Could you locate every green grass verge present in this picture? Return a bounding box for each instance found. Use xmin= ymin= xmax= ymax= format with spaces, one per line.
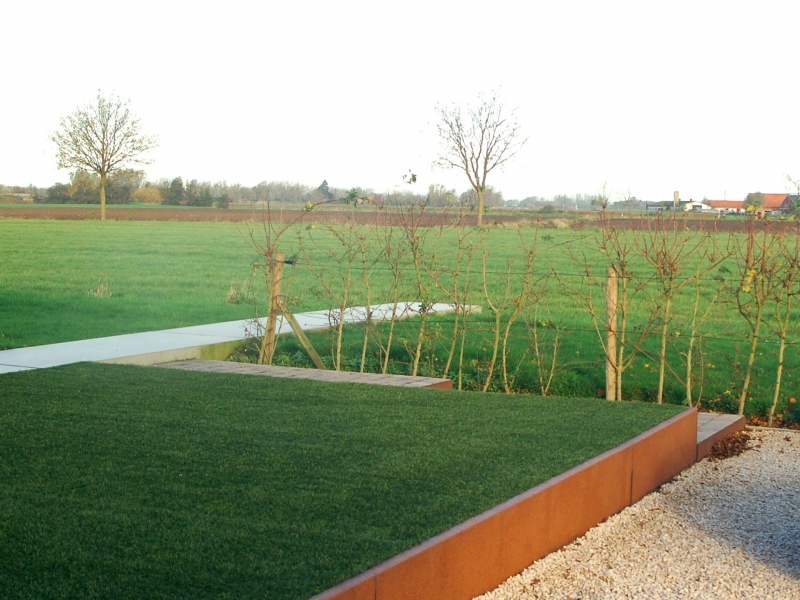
xmin=0 ymin=363 xmax=685 ymax=599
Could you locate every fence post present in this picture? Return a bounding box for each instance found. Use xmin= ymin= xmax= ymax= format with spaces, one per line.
xmin=605 ymin=266 xmax=618 ymax=401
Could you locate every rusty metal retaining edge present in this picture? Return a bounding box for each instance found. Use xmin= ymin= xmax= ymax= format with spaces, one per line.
xmin=309 ymin=407 xmax=697 ymax=600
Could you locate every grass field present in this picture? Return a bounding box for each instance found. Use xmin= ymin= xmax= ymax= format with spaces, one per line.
xmin=0 ymin=362 xmax=685 ymax=600
xmin=0 ymin=220 xmax=256 ymax=347
xmin=1 ymin=216 xmax=797 ymax=417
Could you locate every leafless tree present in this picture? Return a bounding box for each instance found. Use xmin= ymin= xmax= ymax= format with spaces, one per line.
xmin=731 ymin=216 xmax=781 ymax=415
xmin=766 ymin=229 xmax=800 ymax=425
xmin=634 ymin=213 xmax=728 ymax=403
xmin=785 ymin=173 xmax=800 ymax=195
xmin=434 ymin=93 xmax=526 ymax=226
xmin=51 ymin=93 xmax=157 ymax=220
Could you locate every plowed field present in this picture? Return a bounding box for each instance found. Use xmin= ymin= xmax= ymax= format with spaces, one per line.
xmin=1 ymin=205 xmax=797 ymax=233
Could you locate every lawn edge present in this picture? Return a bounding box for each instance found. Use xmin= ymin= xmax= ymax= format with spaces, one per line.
xmin=310 ymin=407 xmax=697 ymax=600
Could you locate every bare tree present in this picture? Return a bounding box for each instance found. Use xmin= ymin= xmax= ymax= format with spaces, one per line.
xmin=434 ymin=93 xmax=526 ymax=226
xmin=590 ymin=183 xmax=611 ymax=211
xmin=634 ymin=213 xmax=727 ymax=403
xmin=785 ymin=173 xmax=800 ymax=195
xmin=731 ymin=215 xmax=781 ymax=415
xmin=51 ymin=93 xmax=157 ymax=220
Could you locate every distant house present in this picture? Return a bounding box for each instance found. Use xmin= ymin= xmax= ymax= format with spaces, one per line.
xmin=708 ymin=194 xmax=796 ymax=215
xmin=645 ymin=201 xmax=675 ymax=212
xmin=680 ymin=200 xmax=712 ymax=212
xmin=708 ymin=199 xmax=745 ymax=213
xmin=761 ymin=193 xmax=797 ymax=214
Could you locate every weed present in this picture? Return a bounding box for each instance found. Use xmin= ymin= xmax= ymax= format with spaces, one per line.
xmin=88 ymin=280 xmax=112 ymax=297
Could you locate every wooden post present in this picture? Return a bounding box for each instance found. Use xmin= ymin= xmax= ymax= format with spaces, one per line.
xmin=277 ymin=299 xmax=327 ymax=370
xmin=262 ymin=251 xmax=284 ymax=365
xmin=605 ymin=266 xmax=618 ymax=401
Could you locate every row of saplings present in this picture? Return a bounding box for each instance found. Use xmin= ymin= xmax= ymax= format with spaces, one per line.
xmin=229 ymin=206 xmax=800 ymax=428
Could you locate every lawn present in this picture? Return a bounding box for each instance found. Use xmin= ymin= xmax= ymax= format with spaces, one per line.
xmin=0 ymin=362 xmax=685 ymax=600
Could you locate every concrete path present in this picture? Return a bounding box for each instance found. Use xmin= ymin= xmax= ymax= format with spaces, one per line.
xmin=696 ymin=411 xmax=747 ymax=460
xmin=159 ymin=359 xmax=453 ymax=389
xmin=0 ymin=302 xmax=475 ymax=374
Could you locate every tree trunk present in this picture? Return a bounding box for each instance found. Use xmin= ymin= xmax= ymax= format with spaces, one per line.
xmin=259 ymin=252 xmax=284 ymax=365
xmin=738 ymin=313 xmax=763 ymax=415
xmin=476 ymin=188 xmax=485 ymax=227
xmin=769 ymin=296 xmax=793 ymax=426
xmin=99 ymin=172 xmax=107 ymax=221
xmin=605 ymin=266 xmax=618 ymax=401
xmin=770 ymin=335 xmax=787 ymax=426
xmin=656 ymin=296 xmax=672 ymax=404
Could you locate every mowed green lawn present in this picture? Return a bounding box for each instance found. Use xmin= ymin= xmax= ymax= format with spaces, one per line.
xmin=0 ymin=363 xmax=685 ymax=600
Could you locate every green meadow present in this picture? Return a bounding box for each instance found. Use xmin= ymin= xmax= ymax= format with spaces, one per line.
xmin=0 ymin=219 xmax=256 ymax=347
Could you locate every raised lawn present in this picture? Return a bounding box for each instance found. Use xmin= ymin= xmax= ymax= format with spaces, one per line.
xmin=0 ymin=363 xmax=685 ymax=600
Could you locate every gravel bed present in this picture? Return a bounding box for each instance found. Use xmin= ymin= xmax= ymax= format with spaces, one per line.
xmin=475 ymin=430 xmax=800 ymax=600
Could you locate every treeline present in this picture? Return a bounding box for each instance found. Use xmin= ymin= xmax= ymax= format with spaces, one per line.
xmin=39 ymin=170 xmax=234 ymax=208
xmin=5 ymin=178 xmax=650 ymax=210
xmin=21 ymin=172 xmax=506 ymax=209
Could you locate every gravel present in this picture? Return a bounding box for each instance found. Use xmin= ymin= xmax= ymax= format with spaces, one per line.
xmin=475 ymin=430 xmax=800 ymax=600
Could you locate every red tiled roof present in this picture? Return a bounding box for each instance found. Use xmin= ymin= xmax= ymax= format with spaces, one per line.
xmin=762 ymin=194 xmax=788 ymax=209
xmin=708 ymin=200 xmax=744 ymax=208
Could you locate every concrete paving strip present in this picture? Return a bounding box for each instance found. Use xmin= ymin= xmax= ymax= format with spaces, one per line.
xmin=696 ymin=412 xmax=747 ymax=460
xmin=0 ymin=302 xmax=478 ymax=372
xmin=159 ymin=360 xmax=453 ymax=389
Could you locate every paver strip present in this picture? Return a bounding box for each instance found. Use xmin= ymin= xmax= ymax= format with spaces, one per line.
xmin=158 ymin=359 xmax=453 ymax=389
xmin=696 ymin=412 xmax=747 ymax=460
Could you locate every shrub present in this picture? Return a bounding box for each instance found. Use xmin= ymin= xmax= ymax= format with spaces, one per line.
xmin=132 ymin=187 xmax=163 ymax=204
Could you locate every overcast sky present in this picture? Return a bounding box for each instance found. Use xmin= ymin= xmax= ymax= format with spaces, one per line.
xmin=3 ymin=0 xmax=799 ymax=202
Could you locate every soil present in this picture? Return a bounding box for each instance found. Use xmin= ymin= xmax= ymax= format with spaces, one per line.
xmin=0 ymin=206 xmax=519 ymax=227
xmin=747 ymin=415 xmax=800 ymax=430
xmin=4 ymin=205 xmax=799 ymax=233
xmin=571 ymin=216 xmax=800 ymax=234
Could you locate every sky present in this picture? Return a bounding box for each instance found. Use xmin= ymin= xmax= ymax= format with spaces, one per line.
xmin=3 ymin=0 xmax=800 ymax=202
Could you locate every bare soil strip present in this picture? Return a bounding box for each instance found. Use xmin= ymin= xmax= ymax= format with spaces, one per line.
xmin=3 ymin=206 xmax=798 ymax=233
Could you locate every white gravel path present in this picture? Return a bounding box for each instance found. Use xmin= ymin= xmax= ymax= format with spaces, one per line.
xmin=475 ymin=430 xmax=800 ymax=600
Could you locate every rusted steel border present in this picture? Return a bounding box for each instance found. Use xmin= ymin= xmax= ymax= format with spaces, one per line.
xmin=310 ymin=408 xmax=697 ymax=600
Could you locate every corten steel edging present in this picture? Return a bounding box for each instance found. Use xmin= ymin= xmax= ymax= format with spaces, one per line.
xmin=309 ymin=407 xmax=697 ymax=600
xmin=630 ymin=407 xmax=697 ymax=502
xmin=696 ymin=415 xmax=747 ymax=461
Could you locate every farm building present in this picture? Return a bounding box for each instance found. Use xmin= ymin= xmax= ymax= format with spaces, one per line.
xmin=708 ymin=194 xmax=797 ymax=215
xmin=708 ymin=199 xmax=745 ymax=213
xmin=681 ymin=200 xmax=713 ymax=212
xmin=761 ymin=193 xmax=796 ymax=214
